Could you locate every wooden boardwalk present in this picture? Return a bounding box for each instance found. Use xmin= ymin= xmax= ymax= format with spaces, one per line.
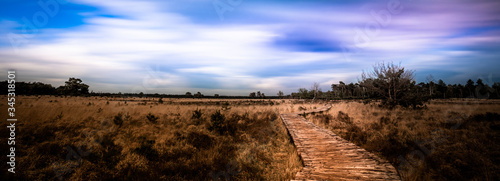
xmin=281 ymin=105 xmax=401 ymax=180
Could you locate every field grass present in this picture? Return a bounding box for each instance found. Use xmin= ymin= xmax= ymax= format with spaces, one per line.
xmin=0 ymin=96 xmax=328 ymax=180
xmin=2 ymin=96 xmax=498 ymax=180
xmin=307 ymin=99 xmax=500 ymax=181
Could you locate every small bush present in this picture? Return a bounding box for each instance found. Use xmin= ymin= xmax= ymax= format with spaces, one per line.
xmin=209 ymin=110 xmax=225 ymax=134
xmin=336 ymin=111 xmax=352 ymax=124
xmin=55 ymin=112 xmax=63 ymax=120
xmin=208 ymin=110 xmax=238 ymax=135
xmin=133 ymin=139 xmax=158 ymax=160
xmin=192 ymin=109 xmax=203 ymax=119
xmin=113 ymin=113 xmax=123 ymax=127
xmin=345 ymin=124 xmax=367 ymax=145
xmin=185 ymin=131 xmax=213 ymax=149
xmin=146 ymin=113 xmax=159 ymax=123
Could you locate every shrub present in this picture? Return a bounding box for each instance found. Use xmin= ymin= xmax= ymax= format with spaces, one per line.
xmin=336 ymin=111 xmax=352 ymax=124
xmin=185 ymin=131 xmax=213 ymax=149
xmin=146 ymin=113 xmax=159 ymax=123
xmin=192 ymin=109 xmax=203 ymax=119
xmin=132 ymin=138 xmax=158 ymax=160
xmin=209 ymin=110 xmax=238 ymax=135
xmin=55 ymin=112 xmax=63 ymax=120
xmin=345 ymin=124 xmax=367 ymax=145
xmin=209 ymin=110 xmax=225 ymax=134
xmin=113 ymin=113 xmax=123 ymax=127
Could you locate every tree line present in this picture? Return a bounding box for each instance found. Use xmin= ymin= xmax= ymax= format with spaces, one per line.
xmin=0 ymin=77 xmax=89 ymax=96
xmin=3 ymin=63 xmax=499 ymax=107
xmin=289 ymin=62 xmax=500 ymax=108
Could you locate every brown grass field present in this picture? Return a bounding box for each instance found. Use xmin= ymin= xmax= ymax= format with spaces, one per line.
xmin=1 ymin=96 xmax=499 ymax=180
xmin=0 ymin=96 xmax=326 ymax=180
xmin=307 ymin=99 xmax=500 ymax=180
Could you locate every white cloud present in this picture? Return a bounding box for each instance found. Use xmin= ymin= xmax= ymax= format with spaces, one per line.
xmin=1 ymin=0 xmax=499 ymax=94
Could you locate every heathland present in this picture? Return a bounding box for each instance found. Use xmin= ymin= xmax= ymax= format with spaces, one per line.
xmin=0 ymin=96 xmax=322 ymax=180
xmin=307 ymin=99 xmax=500 ymax=180
xmin=1 ymin=96 xmax=499 ymax=180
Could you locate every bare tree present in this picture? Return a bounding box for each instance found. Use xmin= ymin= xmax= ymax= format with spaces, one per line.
xmin=360 ymin=62 xmax=416 ymax=105
xmin=311 ymin=82 xmax=321 ymax=101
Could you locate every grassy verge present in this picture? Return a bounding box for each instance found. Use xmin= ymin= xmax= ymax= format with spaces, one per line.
xmin=0 ymin=96 xmax=320 ymax=180
xmin=307 ymin=100 xmax=500 ymax=180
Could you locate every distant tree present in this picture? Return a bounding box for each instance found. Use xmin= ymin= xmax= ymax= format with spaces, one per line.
xmin=262 ymin=93 xmax=265 ymax=98
xmin=331 ymin=84 xmax=339 ymax=98
xmin=360 ymin=62 xmax=426 ymax=108
xmin=58 ymin=77 xmax=89 ymax=96
xmin=139 ymin=92 xmax=144 ymax=98
xmin=257 ymin=91 xmax=261 ymax=98
xmin=277 ymin=90 xmax=284 ymax=99
xmin=456 ymin=84 xmax=464 ymax=98
xmin=446 ymin=85 xmax=454 ymax=99
xmin=426 ymin=75 xmax=435 ymax=96
xmin=339 ymin=81 xmax=346 ymax=98
xmin=249 ymin=92 xmax=256 ymax=98
xmin=185 ymin=92 xmax=193 ymax=98
xmin=311 ymin=82 xmax=321 ymax=100
xmin=436 ymin=79 xmax=447 ymax=98
xmin=476 ymin=79 xmax=492 ymax=98
xmin=298 ymin=88 xmax=308 ymax=99
xmin=493 ymin=82 xmax=500 ymax=92
xmin=214 ymin=94 xmax=220 ymax=98
xmin=465 ymin=79 xmax=475 ymax=98
xmin=492 ymin=82 xmax=500 ymax=98
xmin=194 ymin=92 xmax=203 ymax=98
xmin=347 ymin=83 xmax=355 ymax=97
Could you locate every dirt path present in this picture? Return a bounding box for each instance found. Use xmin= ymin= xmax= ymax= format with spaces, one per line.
xmin=281 ymin=105 xmax=401 ymax=180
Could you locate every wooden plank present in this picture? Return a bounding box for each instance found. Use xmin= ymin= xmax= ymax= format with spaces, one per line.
xmin=281 ymin=105 xmax=401 ymax=180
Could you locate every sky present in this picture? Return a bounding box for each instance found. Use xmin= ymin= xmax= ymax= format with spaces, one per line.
xmin=1 ymin=0 xmax=500 ymax=96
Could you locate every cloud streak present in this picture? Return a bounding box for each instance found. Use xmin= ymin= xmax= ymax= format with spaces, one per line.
xmin=1 ymin=0 xmax=500 ymax=95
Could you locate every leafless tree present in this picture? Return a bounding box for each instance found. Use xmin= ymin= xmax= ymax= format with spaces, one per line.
xmin=311 ymin=82 xmax=321 ymax=101
xmin=360 ymin=62 xmax=415 ymax=102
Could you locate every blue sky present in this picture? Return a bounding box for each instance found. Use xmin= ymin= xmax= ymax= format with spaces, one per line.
xmin=1 ymin=0 xmax=500 ymax=95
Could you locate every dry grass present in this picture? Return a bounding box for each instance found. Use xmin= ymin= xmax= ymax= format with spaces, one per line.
xmin=308 ymin=99 xmax=500 ymax=181
xmin=0 ymin=96 xmax=326 ymax=180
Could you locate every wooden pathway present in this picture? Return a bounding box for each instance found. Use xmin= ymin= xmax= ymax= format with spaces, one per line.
xmin=281 ymin=105 xmax=401 ymax=180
